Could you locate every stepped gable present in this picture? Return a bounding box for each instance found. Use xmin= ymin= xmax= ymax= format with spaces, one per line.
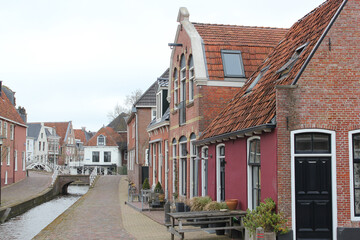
xmin=200 ymin=0 xmax=343 ymax=141
xmin=193 ymin=23 xmax=288 ymax=80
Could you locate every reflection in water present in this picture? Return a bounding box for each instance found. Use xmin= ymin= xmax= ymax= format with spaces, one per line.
xmin=0 ymin=185 xmax=88 ymax=240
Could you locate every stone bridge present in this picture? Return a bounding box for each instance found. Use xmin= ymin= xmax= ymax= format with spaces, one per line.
xmin=54 ymin=175 xmax=90 ymax=194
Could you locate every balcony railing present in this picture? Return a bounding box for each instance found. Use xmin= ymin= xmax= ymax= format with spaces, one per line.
xmin=179 ymin=101 xmax=186 ymax=125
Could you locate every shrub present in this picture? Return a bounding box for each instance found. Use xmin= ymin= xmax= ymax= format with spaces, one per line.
xmin=142 ymin=178 xmax=150 ymax=190
xmin=203 ymin=201 xmax=229 ymax=211
xmin=154 ymin=181 xmax=163 ymax=193
xmin=190 ymin=196 xmax=212 ymax=211
xmin=243 ymin=198 xmax=288 ymax=236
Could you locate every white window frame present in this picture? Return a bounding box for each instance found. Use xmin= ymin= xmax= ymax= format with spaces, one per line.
xmin=97 ymin=135 xmax=106 ymax=146
xmin=10 ymin=124 xmax=14 ymax=140
xmin=5 ymin=171 xmax=8 ymax=185
xmin=179 ymin=139 xmax=187 ymax=197
xmin=151 ymin=107 xmax=157 ymax=120
xmin=164 ymin=140 xmax=169 ymax=199
xmin=291 ymin=129 xmax=337 ymax=240
xmin=216 ymin=144 xmax=225 ymax=202
xmin=153 ymin=143 xmax=156 ymax=187
xmin=158 ymin=142 xmax=162 ymax=184
xmin=7 ymin=147 xmax=10 ymax=165
xmin=22 ymin=151 xmax=26 ymax=171
xmin=189 ymin=56 xmax=194 ymax=102
xmin=247 ymin=136 xmax=261 ymax=210
xmin=145 ymin=149 xmax=149 ymax=166
xmin=14 ymin=150 xmax=18 ymax=171
xmin=156 ymin=91 xmax=162 ymax=120
xmin=172 ymin=142 xmax=177 ymax=196
xmin=349 ymin=130 xmax=360 ymax=221
xmin=3 ymin=122 xmax=7 ymax=138
xmin=174 ymin=69 xmax=178 ymax=108
xmin=190 ymin=137 xmax=197 ymax=198
xmin=201 ymin=146 xmax=208 ymax=197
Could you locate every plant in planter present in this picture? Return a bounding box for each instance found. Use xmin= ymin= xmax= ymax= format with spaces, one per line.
xmin=190 ymin=196 xmax=212 ymax=211
xmin=154 ymin=182 xmax=165 ymax=203
xmin=243 ymin=198 xmax=288 ymax=240
xmin=204 ymin=201 xmax=229 ymax=235
xmin=142 ymin=178 xmax=150 ymax=190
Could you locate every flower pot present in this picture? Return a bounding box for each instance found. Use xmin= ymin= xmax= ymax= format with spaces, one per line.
xmin=225 ymin=199 xmax=238 ymax=210
xmin=175 ymin=202 xmax=185 ymax=212
xmin=264 ymin=231 xmax=276 ymax=240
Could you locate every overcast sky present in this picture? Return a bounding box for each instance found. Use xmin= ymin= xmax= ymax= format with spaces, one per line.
xmin=0 ymin=0 xmax=325 ymax=132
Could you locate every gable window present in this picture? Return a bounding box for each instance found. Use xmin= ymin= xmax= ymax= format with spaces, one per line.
xmin=173 ymin=68 xmax=179 ymax=108
xmin=216 ymin=144 xmax=226 ymax=202
xmin=189 ymin=55 xmax=195 ymax=102
xmin=246 ymin=66 xmax=269 ymax=94
xmin=221 ymin=50 xmax=245 ymax=78
xmin=104 ymin=151 xmax=111 ymax=162
xmin=248 ymin=137 xmax=260 ymax=209
xmin=179 ymin=136 xmax=187 ymax=196
xmin=97 ymin=135 xmax=106 ymax=146
xmin=92 ymin=151 xmax=99 ymax=162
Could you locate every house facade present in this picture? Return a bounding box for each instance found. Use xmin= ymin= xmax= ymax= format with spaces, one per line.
xmin=127 ymin=83 xmax=157 ymax=189
xmin=44 ymin=121 xmax=76 ymax=167
xmin=84 ymin=126 xmax=122 ymax=174
xmin=26 ymin=123 xmax=49 ymax=166
xmin=197 ymin=0 xmax=360 ymax=239
xmin=166 ymin=7 xmax=287 ymax=200
xmin=107 ymin=112 xmax=128 ymax=167
xmin=147 ymin=69 xmax=170 ymax=194
xmin=0 ymin=83 xmax=27 ymax=186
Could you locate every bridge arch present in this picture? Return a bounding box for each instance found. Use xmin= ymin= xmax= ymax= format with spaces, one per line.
xmin=57 ymin=175 xmax=90 ymax=194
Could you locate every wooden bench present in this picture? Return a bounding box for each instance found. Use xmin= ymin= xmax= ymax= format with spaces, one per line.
xmin=167 ymin=210 xmax=246 ymax=240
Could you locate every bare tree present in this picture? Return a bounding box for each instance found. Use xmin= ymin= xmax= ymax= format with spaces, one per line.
xmin=107 ymin=89 xmax=143 ymax=121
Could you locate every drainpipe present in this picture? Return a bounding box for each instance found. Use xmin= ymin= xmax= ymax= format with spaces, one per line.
xmin=13 ymin=125 xmax=16 ymax=183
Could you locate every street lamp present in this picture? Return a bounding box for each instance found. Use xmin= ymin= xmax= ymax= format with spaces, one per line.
xmin=0 ymin=136 xmax=4 ymax=206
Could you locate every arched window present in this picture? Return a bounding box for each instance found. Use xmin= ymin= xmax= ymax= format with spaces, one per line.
xmin=179 ymin=136 xmax=187 ymax=196
xmin=180 ymin=54 xmax=186 ymax=103
xmin=189 ymin=55 xmax=194 ymax=101
xmin=190 ymin=133 xmax=198 ymax=197
xmin=97 ymin=135 xmax=106 ymax=146
xmin=216 ymin=144 xmax=226 ymax=202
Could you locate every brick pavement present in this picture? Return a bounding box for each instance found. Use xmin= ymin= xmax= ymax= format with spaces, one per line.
xmin=34 ymin=175 xmax=135 ymax=240
xmin=1 ymin=170 xmax=52 ymax=207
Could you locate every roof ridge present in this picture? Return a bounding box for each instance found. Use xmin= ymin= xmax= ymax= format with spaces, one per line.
xmin=133 ymin=81 xmax=157 ymax=106
xmin=192 ymin=22 xmax=288 ymax=30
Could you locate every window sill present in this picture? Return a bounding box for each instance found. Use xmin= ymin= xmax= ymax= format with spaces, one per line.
xmin=186 ymin=101 xmax=194 ymax=108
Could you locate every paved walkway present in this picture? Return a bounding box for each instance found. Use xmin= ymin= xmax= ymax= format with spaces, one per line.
xmin=1 ymin=171 xmax=52 ymax=207
xmin=34 ymin=175 xmax=135 ymax=239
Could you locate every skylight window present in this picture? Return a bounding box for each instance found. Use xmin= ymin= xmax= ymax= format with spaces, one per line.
xmin=221 ymin=50 xmax=245 ymax=78
xmin=276 ymin=43 xmax=308 ymax=78
xmin=246 ymin=66 xmax=269 ymax=93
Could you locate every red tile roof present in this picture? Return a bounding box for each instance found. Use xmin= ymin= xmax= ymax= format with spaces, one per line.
xmin=193 ymin=23 xmax=288 ymax=80
xmin=86 ymin=127 xmax=123 ymax=147
xmin=44 ymin=122 xmax=70 ymax=145
xmin=74 ymin=129 xmax=87 ymax=144
xmin=199 ymin=0 xmax=343 ymax=141
xmin=0 ymin=90 xmax=25 ymax=125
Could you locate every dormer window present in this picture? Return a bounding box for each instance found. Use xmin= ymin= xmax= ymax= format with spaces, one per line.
xmin=277 ymin=43 xmax=308 ymax=78
xmin=189 ymin=55 xmax=194 ymax=102
xmin=246 ymin=66 xmax=269 ymax=94
xmin=97 ymin=135 xmax=106 ymax=146
xmin=221 ymin=50 xmax=245 ymax=78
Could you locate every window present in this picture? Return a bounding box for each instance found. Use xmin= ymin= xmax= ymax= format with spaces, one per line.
xmin=164 ymin=140 xmax=169 ymax=199
xmin=179 ymin=136 xmax=187 ymax=196
xmin=92 ymin=151 xmax=99 ymax=162
xmin=14 ymin=150 xmax=17 ymax=171
xmin=27 ymin=140 xmax=29 ymax=150
xmin=10 ymin=124 xmax=14 ymax=140
xmin=221 ymin=50 xmax=245 ymax=77
xmin=180 ymin=54 xmax=186 ymax=103
xmin=189 ymin=56 xmax=194 ymax=102
xmin=152 ymin=108 xmax=157 ymax=120
xmin=153 ymin=143 xmax=156 ymax=186
xmin=173 ymin=68 xmax=178 ymax=108
xmin=277 ymin=43 xmax=308 ymax=78
xmin=156 ymin=91 xmax=162 ymax=119
xmin=216 ymin=144 xmax=226 ymax=202
xmin=158 ymin=142 xmax=162 ymax=184
xmin=350 ymin=132 xmax=360 ymax=219
xmin=132 ymin=124 xmax=135 ymax=139
xmin=172 ymin=139 xmax=177 ymax=196
xmin=4 ymin=122 xmax=7 ymax=138
xmin=145 ymin=149 xmax=149 ymax=166
xmin=201 ymin=146 xmax=208 ymax=196
xmin=104 ymin=152 xmax=111 ymax=162
xmin=7 ymin=147 xmax=10 ymax=165
xmin=43 ymin=142 xmax=45 ymax=151
xmin=190 ymin=133 xmax=198 ymax=198
xmin=246 ymin=66 xmax=269 ymax=94
xmin=39 ymin=142 xmax=41 ymax=151
xmin=97 ymin=135 xmax=105 ymax=146
xmin=22 ymin=151 xmax=25 ymax=171
xmin=5 ymin=171 xmax=7 ymax=185
xmin=41 ymin=133 xmax=43 ymax=139
xmin=295 ymin=133 xmax=330 ymax=153
xmin=248 ymin=138 xmax=261 ymax=209
xmin=0 ymin=120 xmax=2 ymax=136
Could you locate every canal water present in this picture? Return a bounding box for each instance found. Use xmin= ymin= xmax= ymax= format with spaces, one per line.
xmin=0 ymin=185 xmax=88 ymax=240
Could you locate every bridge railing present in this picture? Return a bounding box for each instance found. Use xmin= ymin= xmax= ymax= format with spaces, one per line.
xmin=89 ymin=167 xmax=98 ymax=187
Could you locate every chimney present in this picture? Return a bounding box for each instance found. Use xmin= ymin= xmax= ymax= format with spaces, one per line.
xmin=17 ymin=106 xmax=27 ymax=123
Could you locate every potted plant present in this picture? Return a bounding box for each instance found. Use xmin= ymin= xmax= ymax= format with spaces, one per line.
xmin=243 ymin=198 xmax=288 ymax=240
xmin=225 ymin=199 xmax=239 ymax=210
xmin=154 ymin=182 xmax=165 ymax=204
xmin=142 ymin=178 xmax=150 ymax=190
xmin=204 ymin=201 xmax=229 ymax=235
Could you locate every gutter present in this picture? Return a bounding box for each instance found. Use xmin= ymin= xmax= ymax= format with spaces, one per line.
xmin=292 ymin=0 xmax=348 ymax=85
xmin=195 ymin=123 xmax=276 ymax=146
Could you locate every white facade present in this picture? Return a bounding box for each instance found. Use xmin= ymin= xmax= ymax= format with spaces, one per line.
xmin=26 ymin=137 xmax=34 ymax=164
xmin=33 ymin=124 xmax=48 ymax=164
xmin=84 ymin=145 xmax=120 ymax=167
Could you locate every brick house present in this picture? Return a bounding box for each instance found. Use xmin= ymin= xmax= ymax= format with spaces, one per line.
xmin=147 ymin=69 xmax=170 ymax=194
xmin=197 ymin=0 xmax=360 ymax=239
xmin=167 ymin=7 xmax=287 ymax=200
xmin=127 ymin=82 xmax=157 ymax=189
xmin=0 ymin=83 xmax=27 ymax=186
xmin=44 ymin=121 xmax=76 ymax=167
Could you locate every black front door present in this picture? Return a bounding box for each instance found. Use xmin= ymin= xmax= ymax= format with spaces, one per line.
xmin=295 ymin=157 xmax=332 ymax=240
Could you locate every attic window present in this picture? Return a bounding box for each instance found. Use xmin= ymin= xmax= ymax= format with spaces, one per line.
xmin=276 ymin=43 xmax=308 ymax=78
xmin=246 ymin=66 xmax=269 ymax=94
xmin=221 ymin=50 xmax=245 ymax=78
xmin=97 ymin=135 xmax=106 ymax=146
